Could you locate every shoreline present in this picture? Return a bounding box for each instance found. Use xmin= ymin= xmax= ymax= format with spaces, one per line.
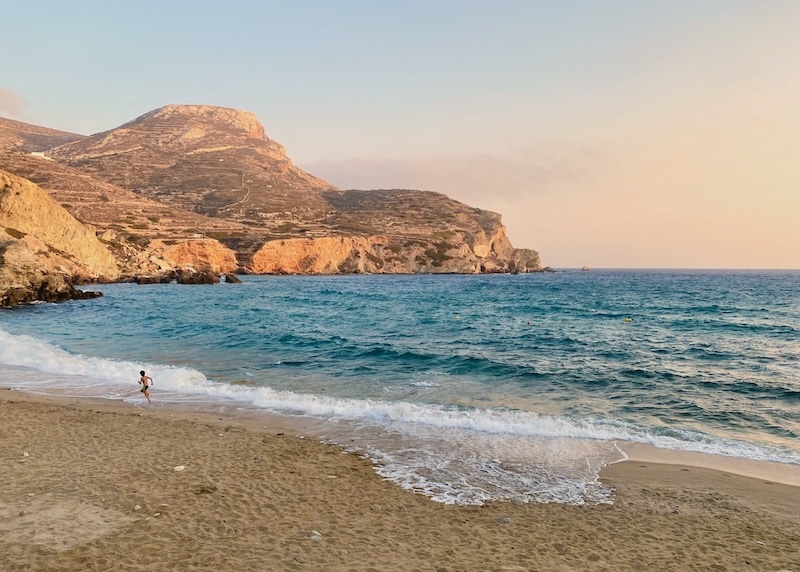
xmin=6 ymin=384 xmax=800 ymax=488
xmin=614 ymin=441 xmax=800 ymax=488
xmin=2 ymin=388 xmax=799 ymax=571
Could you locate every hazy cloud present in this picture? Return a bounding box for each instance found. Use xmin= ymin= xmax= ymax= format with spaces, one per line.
xmin=305 ymin=145 xmax=611 ymax=205
xmin=0 ymin=87 xmax=26 ymax=118
xmin=303 ymin=147 xmax=618 ymax=262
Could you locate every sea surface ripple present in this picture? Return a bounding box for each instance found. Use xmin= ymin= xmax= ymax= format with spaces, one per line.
xmin=1 ymin=269 xmax=798 ymax=504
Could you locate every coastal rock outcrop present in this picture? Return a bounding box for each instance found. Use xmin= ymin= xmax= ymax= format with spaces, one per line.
xmin=176 ymin=269 xmax=220 ymax=284
xmin=0 ymin=170 xmax=119 ymax=280
xmin=247 ymin=234 xmax=539 ymax=274
xmin=148 ymin=238 xmax=239 ymax=274
xmin=509 ymin=249 xmax=541 ymax=273
xmin=0 ymin=170 xmax=115 ymax=306
xmin=0 ymin=228 xmax=102 ymax=307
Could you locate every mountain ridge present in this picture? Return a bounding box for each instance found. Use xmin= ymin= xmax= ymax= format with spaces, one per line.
xmin=0 ymin=105 xmax=541 ymax=281
xmin=0 ymin=117 xmax=84 ymax=153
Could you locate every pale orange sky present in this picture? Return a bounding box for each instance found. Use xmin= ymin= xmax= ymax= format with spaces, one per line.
xmin=306 ymin=2 xmax=800 ymax=268
xmin=2 ymin=1 xmax=799 ymax=268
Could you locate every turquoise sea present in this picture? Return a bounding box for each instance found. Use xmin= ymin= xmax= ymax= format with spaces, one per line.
xmin=1 ymin=270 xmax=798 ymax=505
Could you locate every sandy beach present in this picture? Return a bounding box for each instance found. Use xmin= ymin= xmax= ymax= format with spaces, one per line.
xmin=1 ymin=388 xmax=798 ymax=572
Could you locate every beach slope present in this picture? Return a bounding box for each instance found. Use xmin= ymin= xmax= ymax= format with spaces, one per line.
xmin=1 ymin=390 xmax=798 ymax=571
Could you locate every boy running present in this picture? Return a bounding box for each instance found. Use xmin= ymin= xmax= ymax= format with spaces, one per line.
xmin=139 ymin=370 xmax=153 ymax=404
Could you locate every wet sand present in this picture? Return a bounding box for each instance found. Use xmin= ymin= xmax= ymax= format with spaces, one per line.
xmin=1 ymin=388 xmax=798 ymax=571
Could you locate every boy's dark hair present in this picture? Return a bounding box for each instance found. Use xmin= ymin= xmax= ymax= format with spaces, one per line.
xmin=140 ymin=370 xmax=145 ymax=376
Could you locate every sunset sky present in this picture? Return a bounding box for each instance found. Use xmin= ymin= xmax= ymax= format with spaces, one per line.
xmin=2 ymin=0 xmax=798 ymax=268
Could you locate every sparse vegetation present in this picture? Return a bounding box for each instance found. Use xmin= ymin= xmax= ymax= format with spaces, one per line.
xmin=365 ymin=251 xmax=383 ymax=268
xmin=336 ymin=221 xmax=376 ymax=235
xmin=126 ymin=234 xmax=150 ymax=247
xmin=206 ymin=231 xmax=242 ymax=241
xmin=424 ymin=242 xmax=455 ymax=267
xmin=4 ymin=227 xmax=27 ymax=239
xmin=276 ymin=222 xmax=298 ymax=232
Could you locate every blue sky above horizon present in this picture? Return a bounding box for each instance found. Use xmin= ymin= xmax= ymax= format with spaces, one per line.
xmin=2 ymin=0 xmax=798 ymax=268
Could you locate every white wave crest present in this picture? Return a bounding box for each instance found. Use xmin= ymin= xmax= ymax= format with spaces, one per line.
xmin=1 ymin=327 xmax=797 ymax=469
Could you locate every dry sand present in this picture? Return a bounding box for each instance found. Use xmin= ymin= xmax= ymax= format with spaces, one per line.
xmin=1 ymin=388 xmax=798 ymax=572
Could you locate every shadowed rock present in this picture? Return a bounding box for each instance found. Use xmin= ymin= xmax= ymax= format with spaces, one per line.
xmin=176 ymin=270 xmax=219 ymax=284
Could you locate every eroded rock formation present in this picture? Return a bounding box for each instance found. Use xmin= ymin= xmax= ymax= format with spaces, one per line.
xmin=247 ymin=232 xmax=539 ymax=275
xmin=0 ymin=171 xmax=112 ymax=306
xmin=148 ymin=238 xmax=239 ymax=274
xmin=0 ymin=170 xmax=119 ymax=280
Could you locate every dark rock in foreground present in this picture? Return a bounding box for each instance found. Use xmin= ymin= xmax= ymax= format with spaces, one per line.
xmin=134 ymin=274 xmax=174 ymax=284
xmin=0 ymin=274 xmax=102 ymax=308
xmin=176 ymin=270 xmax=220 ymax=284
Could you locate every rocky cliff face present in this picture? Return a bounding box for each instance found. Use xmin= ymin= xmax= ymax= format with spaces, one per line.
xmin=148 ymin=238 xmax=239 ymax=274
xmin=0 ymin=170 xmax=119 ymax=279
xmin=248 ymin=232 xmax=539 ymax=275
xmin=0 ymin=170 xmax=117 ymax=306
xmin=0 ymin=229 xmax=103 ymax=307
xmin=1 ymin=106 xmax=541 ymax=276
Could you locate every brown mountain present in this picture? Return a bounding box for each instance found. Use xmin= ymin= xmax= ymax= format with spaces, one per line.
xmin=0 ymin=152 xmax=248 ymax=242
xmin=2 ymin=106 xmax=541 ymax=275
xmin=0 ymin=117 xmax=83 ymax=153
xmin=48 ymin=105 xmax=333 ymax=222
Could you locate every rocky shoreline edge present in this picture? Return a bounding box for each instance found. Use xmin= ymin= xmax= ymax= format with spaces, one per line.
xmin=2 ymin=266 xmax=560 ymax=309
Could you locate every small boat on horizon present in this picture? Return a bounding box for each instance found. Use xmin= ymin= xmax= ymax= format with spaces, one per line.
xmin=581 ymin=266 xmax=590 ymax=271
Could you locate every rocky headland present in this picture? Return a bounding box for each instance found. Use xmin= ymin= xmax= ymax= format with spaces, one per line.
xmin=0 ymin=170 xmax=113 ymax=306
xmin=0 ymin=106 xmax=541 ymax=306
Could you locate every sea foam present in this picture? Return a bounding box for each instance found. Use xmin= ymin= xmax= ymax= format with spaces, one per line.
xmin=2 ymin=327 xmax=798 ymax=473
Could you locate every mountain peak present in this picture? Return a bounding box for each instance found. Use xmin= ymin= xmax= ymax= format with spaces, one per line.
xmin=48 ymin=103 xmax=288 ymax=164
xmin=133 ymin=104 xmax=266 ymax=140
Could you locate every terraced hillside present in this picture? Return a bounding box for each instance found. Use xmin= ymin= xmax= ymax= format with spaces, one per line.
xmin=48 ymin=105 xmax=334 ymax=225
xmin=1 ymin=106 xmax=541 ymax=274
xmin=0 ymin=117 xmax=83 ymax=153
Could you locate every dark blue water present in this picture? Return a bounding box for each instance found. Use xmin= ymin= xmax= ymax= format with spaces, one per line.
xmin=1 ymin=270 xmax=798 ymax=504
